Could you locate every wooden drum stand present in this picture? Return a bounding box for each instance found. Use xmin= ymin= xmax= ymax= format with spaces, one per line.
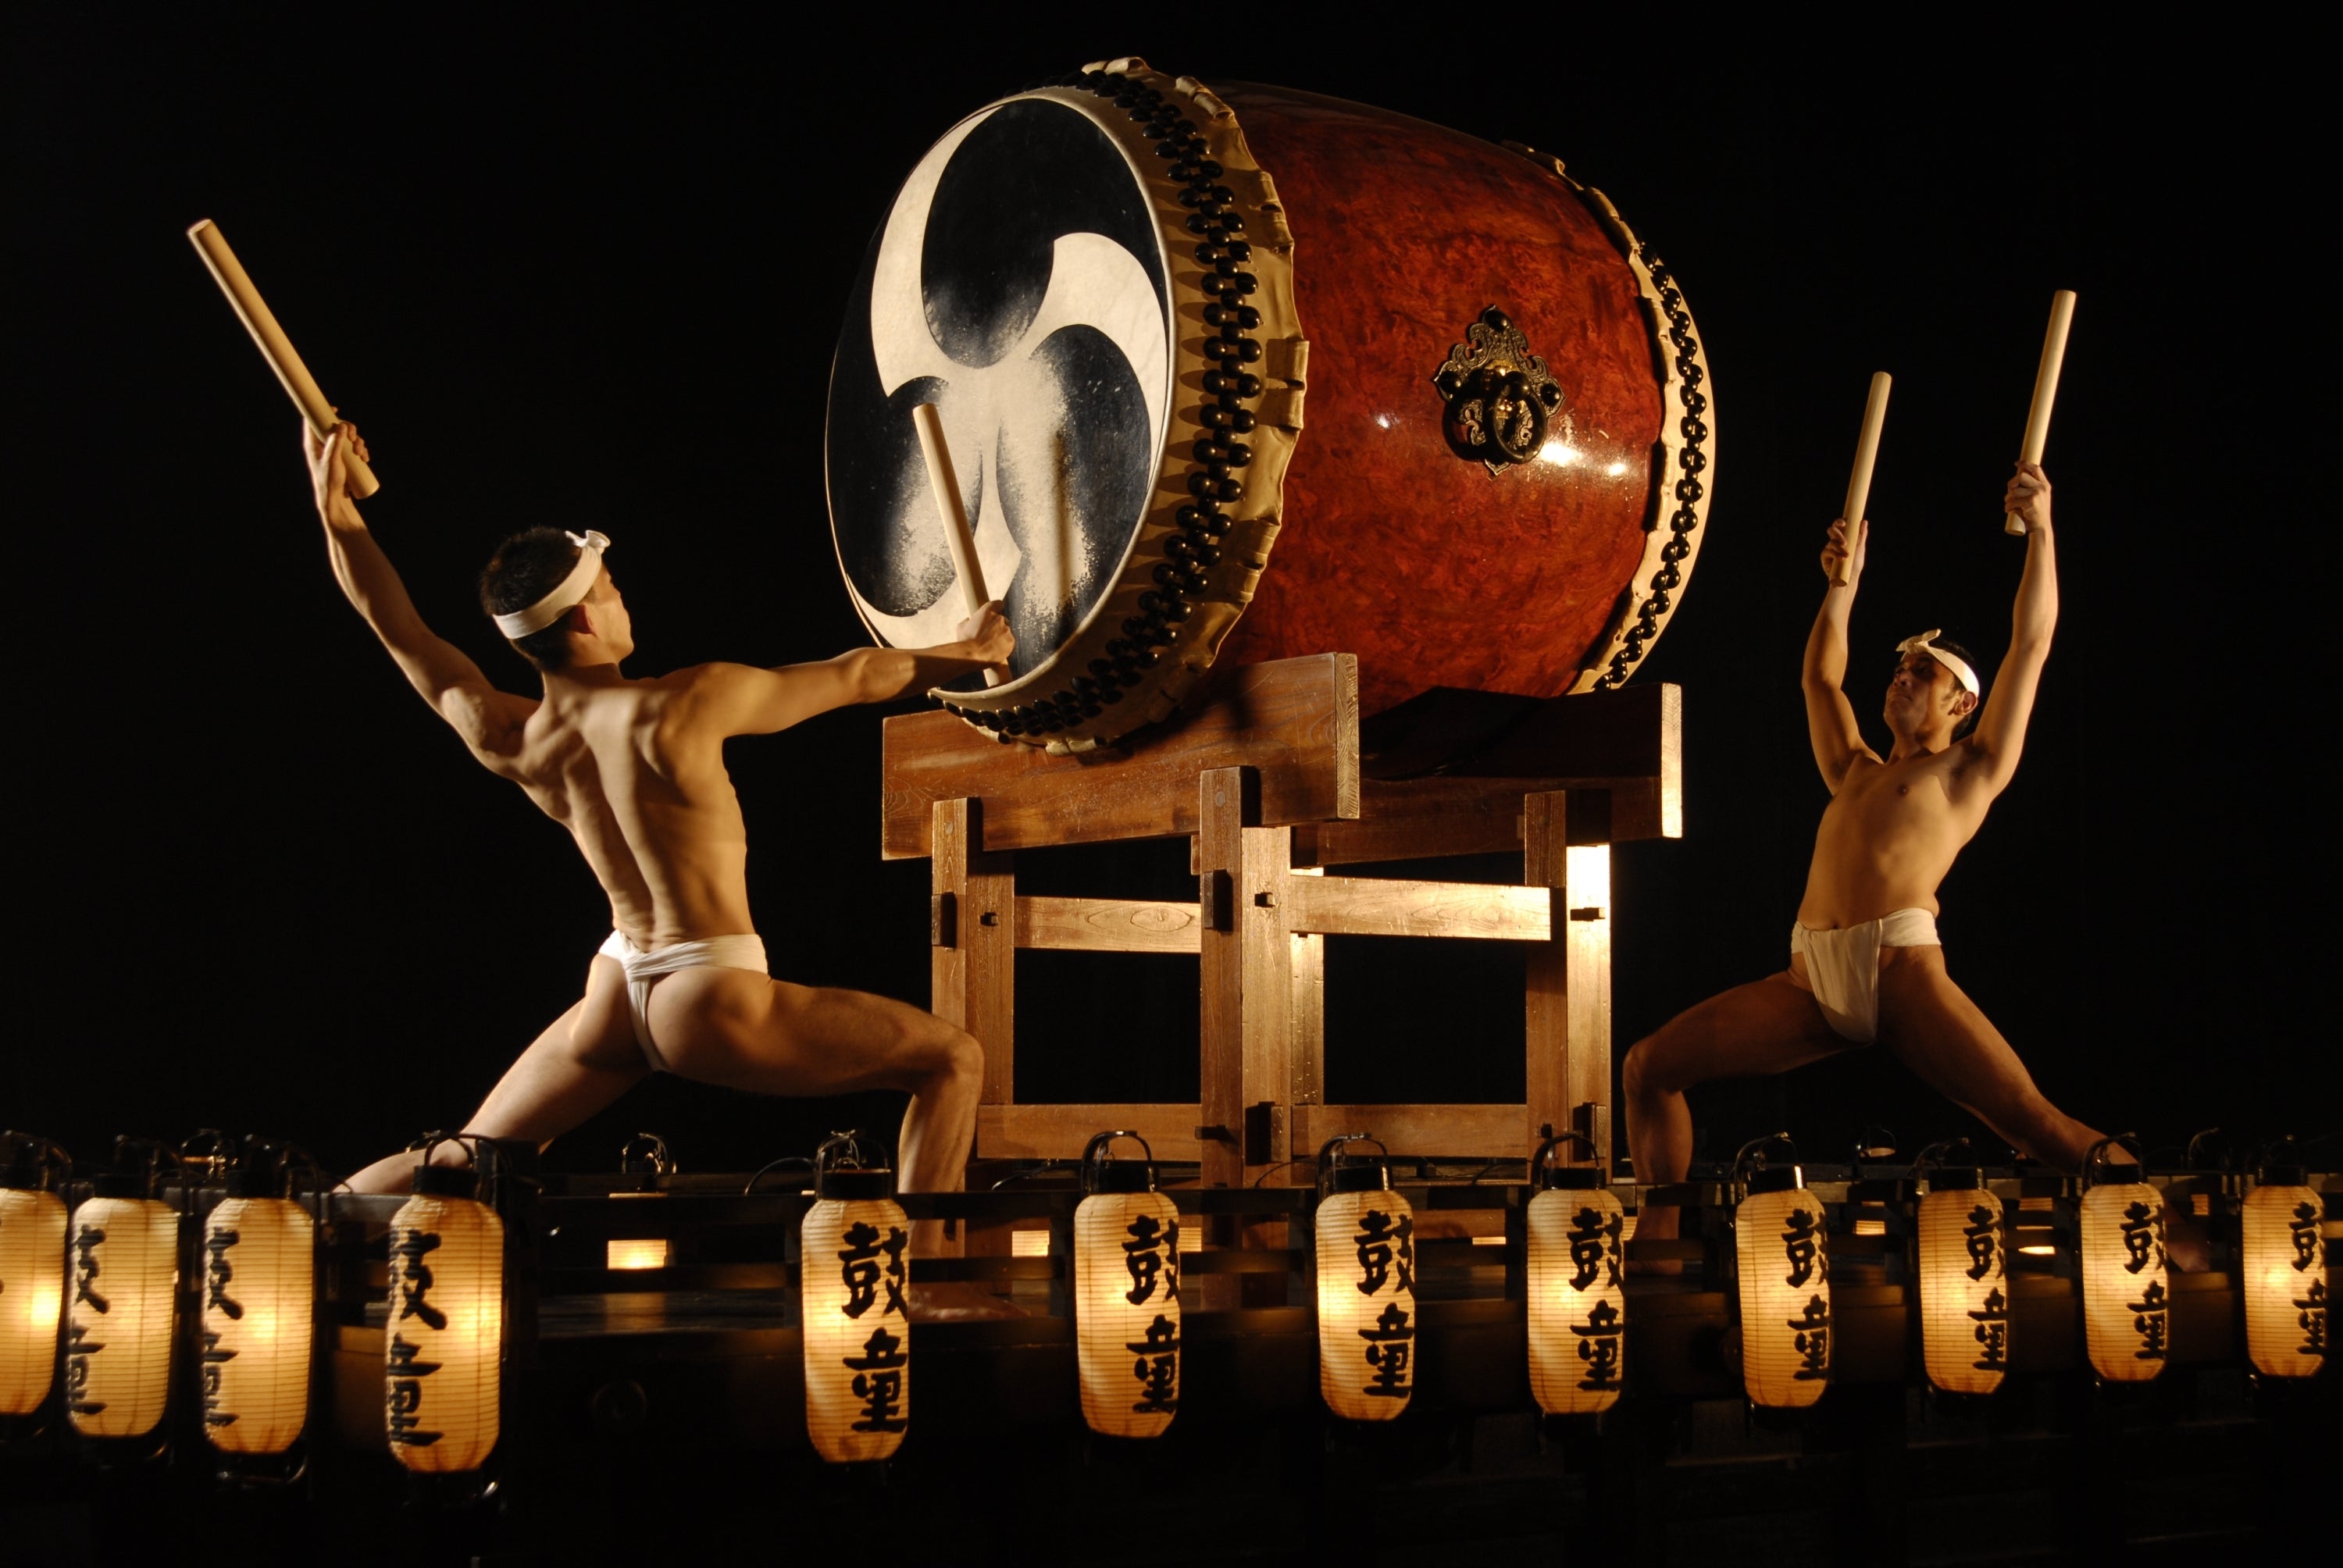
xmin=883 ymin=654 xmax=1678 ymax=1256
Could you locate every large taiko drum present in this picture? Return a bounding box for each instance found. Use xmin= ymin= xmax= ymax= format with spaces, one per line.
xmin=826 ymin=58 xmax=1714 ymax=748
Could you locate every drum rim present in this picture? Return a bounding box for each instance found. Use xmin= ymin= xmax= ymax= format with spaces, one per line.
xmin=827 ymin=59 xmax=1307 ymax=753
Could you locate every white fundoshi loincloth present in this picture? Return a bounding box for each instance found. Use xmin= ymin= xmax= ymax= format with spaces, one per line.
xmin=1790 ymin=908 xmax=1941 ymax=1044
xmin=595 ymin=930 xmax=769 ymax=1070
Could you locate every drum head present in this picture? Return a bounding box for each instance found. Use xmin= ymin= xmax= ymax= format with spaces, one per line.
xmin=827 ymin=98 xmax=1174 ymax=684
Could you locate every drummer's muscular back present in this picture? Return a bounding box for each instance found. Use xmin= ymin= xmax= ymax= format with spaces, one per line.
xmin=494 ymin=672 xmax=757 ymax=946
xmin=1797 ymin=743 xmax=1994 ymax=929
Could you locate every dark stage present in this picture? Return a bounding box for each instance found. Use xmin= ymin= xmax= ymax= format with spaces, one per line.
xmin=6 ymin=13 xmax=2334 ymax=1565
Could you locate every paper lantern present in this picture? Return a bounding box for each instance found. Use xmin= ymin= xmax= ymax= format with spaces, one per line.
xmin=1 ymin=1158 xmax=69 ymax=1416
xmin=201 ymin=1172 xmax=316 ymax=1454
xmin=801 ymin=1141 xmax=911 ymax=1462
xmin=1736 ymin=1164 xmax=1831 ymax=1408
xmin=1315 ymin=1142 xmax=1416 ymax=1420
xmin=1525 ymin=1141 xmax=1625 ymax=1416
xmin=65 ymin=1187 xmax=180 ymax=1438
xmin=2078 ymin=1149 xmax=2167 ymax=1382
xmin=2241 ymin=1165 xmax=2327 ymax=1378
xmin=1917 ymin=1168 xmax=2009 ymax=1395
xmin=383 ymin=1167 xmax=505 ymax=1471
xmin=1074 ymin=1132 xmax=1181 ymax=1438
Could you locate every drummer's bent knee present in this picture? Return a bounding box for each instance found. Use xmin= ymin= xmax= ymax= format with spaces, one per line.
xmin=1622 ymin=1032 xmax=1686 ymax=1099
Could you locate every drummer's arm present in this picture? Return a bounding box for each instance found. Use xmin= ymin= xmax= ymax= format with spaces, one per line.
xmin=1966 ymin=465 xmax=2057 ymax=788
xmin=692 ymin=604 xmax=1015 ymax=736
xmin=1803 ymin=518 xmax=1880 ymax=790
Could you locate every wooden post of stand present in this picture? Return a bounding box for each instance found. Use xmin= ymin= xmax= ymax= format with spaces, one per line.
xmin=931 ymin=798 xmax=1015 ymax=1259
xmin=1197 ymin=767 xmax=1293 ymax=1303
xmin=1524 ymin=791 xmax=1614 ymax=1170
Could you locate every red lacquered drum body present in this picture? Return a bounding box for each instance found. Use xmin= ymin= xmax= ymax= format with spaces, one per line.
xmin=826 ymin=59 xmax=1713 ymax=747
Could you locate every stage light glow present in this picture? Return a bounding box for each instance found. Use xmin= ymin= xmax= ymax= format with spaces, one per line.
xmin=1539 ymin=440 xmax=1581 ymax=466
xmin=1073 ymin=1134 xmax=1181 ymax=1438
xmin=606 ymin=1238 xmax=670 ymax=1271
xmin=1315 ymin=1142 xmax=1414 ymax=1420
xmin=801 ymin=1139 xmax=911 ymax=1463
xmin=1525 ymin=1149 xmax=1625 ymax=1416
xmin=2241 ymin=1169 xmax=2327 ymax=1379
xmin=2079 ymin=1142 xmax=2167 ymax=1383
xmin=1917 ymin=1174 xmax=2008 ymax=1396
xmin=202 ymin=1191 xmax=315 ymax=1454
xmin=1011 ymin=1230 xmax=1051 ymax=1258
xmin=1735 ymin=1162 xmax=1831 ymax=1408
xmin=385 ymin=1166 xmax=505 ymax=1472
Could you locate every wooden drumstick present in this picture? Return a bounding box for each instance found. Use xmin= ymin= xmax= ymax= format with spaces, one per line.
xmin=187 ymin=219 xmax=380 ymax=498
xmin=2006 ymin=289 xmax=2076 ymax=536
xmin=1832 ymin=371 xmax=1892 ymax=586
xmin=910 ymin=401 xmax=1000 ymax=686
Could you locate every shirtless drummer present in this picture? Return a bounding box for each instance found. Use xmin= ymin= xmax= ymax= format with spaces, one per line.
xmin=311 ymin=422 xmax=1014 ymax=1212
xmin=1624 ymin=463 xmax=2109 ymax=1231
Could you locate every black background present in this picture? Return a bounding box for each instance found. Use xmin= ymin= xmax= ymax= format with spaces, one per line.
xmin=9 ymin=16 xmax=2329 ymax=1181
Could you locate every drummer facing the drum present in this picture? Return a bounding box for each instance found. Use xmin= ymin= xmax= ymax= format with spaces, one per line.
xmin=1622 ymin=462 xmax=2113 ymax=1221
xmin=307 ymin=421 xmax=1014 ymax=1241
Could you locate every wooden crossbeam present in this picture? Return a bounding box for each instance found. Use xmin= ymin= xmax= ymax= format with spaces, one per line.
xmin=880 ymin=654 xmax=1360 ymax=859
xmin=1283 ymin=877 xmax=1551 ymax=941
xmin=978 ymin=1103 xmax=1205 ymax=1163
xmin=1015 ymin=896 xmax=1201 ymax=953
xmin=1292 ymin=1103 xmax=1533 ymax=1159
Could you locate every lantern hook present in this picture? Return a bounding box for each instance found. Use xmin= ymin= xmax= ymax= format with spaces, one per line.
xmin=2078 ymin=1132 xmax=2145 ymax=1189
xmin=0 ymin=1131 xmax=72 ymax=1192
xmin=1316 ymin=1135 xmax=1392 ymax=1197
xmin=1730 ymin=1132 xmax=1799 ymax=1185
xmin=1080 ymin=1130 xmax=1160 ymax=1193
xmin=1532 ymin=1128 xmax=1599 ymax=1177
xmin=619 ymin=1132 xmax=676 ymax=1180
xmin=813 ymin=1130 xmax=889 ymax=1178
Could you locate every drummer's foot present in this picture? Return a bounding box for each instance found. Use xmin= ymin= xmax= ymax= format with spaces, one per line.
xmin=908 ymin=1281 xmax=1031 ymax=1323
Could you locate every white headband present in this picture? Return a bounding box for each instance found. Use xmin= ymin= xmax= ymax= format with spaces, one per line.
xmin=493 ymin=531 xmax=611 ymax=638
xmin=1896 ymin=629 xmax=1979 ymax=696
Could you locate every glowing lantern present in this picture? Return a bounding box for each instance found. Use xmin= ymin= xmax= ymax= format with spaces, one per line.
xmin=1074 ymin=1132 xmax=1182 ymax=1438
xmin=1525 ymin=1134 xmax=1625 ymax=1415
xmin=384 ymin=1155 xmax=505 ymax=1471
xmin=1314 ymin=1137 xmax=1415 ymax=1421
xmin=1735 ymin=1146 xmax=1831 ymax=1408
xmin=2241 ymin=1159 xmax=2328 ymax=1378
xmin=1917 ymin=1164 xmax=2009 ymax=1395
xmin=0 ymin=1139 xmax=70 ymax=1417
xmin=201 ymin=1149 xmax=316 ymax=1456
xmin=2078 ymin=1136 xmax=2167 ymax=1383
xmin=66 ymin=1160 xmax=181 ymax=1439
xmin=801 ymin=1135 xmax=911 ymax=1462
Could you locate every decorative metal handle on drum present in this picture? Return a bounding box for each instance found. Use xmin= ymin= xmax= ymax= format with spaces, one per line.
xmin=826 ymin=59 xmax=1718 ymax=750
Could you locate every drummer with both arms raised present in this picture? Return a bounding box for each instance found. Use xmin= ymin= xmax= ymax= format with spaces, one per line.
xmin=1620 ymin=462 xmax=2119 ymax=1238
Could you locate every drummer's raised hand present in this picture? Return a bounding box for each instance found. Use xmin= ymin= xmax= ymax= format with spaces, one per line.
xmin=304 ymin=415 xmax=373 ymax=530
xmin=956 ymin=600 xmax=1015 ymax=672
xmin=2004 ymin=461 xmax=2053 ymax=535
xmin=1821 ymin=516 xmax=1868 ymax=586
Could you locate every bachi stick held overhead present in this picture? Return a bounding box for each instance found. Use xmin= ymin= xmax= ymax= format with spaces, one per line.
xmin=187 ymin=219 xmax=380 ymax=498
xmin=2006 ymin=290 xmax=2076 ymax=535
xmin=1832 ymin=371 xmax=1892 ymax=586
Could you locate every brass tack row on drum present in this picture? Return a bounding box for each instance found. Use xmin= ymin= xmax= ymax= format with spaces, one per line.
xmin=826 ymin=58 xmax=1716 ymax=750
